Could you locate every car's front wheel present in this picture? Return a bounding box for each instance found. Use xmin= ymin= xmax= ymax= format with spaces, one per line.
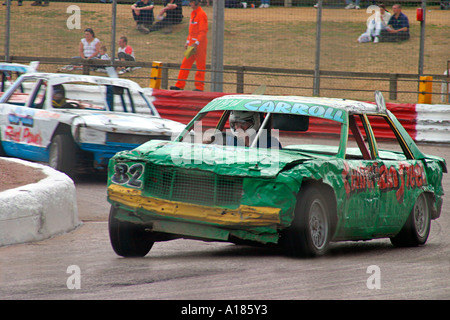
xmin=282 ymin=186 xmax=331 ymax=257
xmin=390 ymin=193 xmax=431 ymax=247
xmin=109 ymin=206 xmax=154 ymax=257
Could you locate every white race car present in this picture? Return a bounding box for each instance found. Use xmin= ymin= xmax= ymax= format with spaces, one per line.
xmin=0 ymin=72 xmax=186 ymax=177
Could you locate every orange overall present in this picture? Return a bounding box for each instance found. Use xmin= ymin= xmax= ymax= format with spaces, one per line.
xmin=174 ymin=5 xmax=208 ymax=91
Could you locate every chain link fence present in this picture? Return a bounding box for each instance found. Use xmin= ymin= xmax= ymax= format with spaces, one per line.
xmin=1 ymin=0 xmax=449 ymax=103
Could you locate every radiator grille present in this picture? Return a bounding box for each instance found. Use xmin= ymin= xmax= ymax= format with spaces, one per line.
xmin=146 ymin=164 xmax=243 ymax=207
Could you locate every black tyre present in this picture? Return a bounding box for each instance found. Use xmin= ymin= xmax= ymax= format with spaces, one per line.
xmin=109 ymin=206 xmax=154 ymax=257
xmin=390 ymin=193 xmax=431 ymax=247
xmin=48 ymin=134 xmax=77 ymax=177
xmin=283 ymin=186 xmax=332 ymax=257
xmin=0 ymin=133 xmax=7 ymax=157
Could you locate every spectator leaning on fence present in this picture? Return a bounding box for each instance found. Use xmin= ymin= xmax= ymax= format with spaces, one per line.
xmin=379 ymin=4 xmax=410 ymax=42
xmin=131 ymin=0 xmax=155 ymax=34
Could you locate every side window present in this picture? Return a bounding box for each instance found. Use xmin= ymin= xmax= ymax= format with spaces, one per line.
xmin=347 ymin=114 xmax=372 ymax=160
xmin=29 ymin=81 xmax=47 ymax=109
xmin=5 ymin=78 xmax=41 ymax=107
xmin=180 ymin=111 xmax=226 ymax=143
xmin=366 ymin=115 xmax=411 ymax=160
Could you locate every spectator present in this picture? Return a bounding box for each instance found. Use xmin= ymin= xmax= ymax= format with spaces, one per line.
xmin=98 ymin=45 xmax=110 ymax=60
xmin=148 ymin=0 xmax=183 ymax=34
xmin=2 ymin=1 xmax=23 ymax=6
xmin=94 ymin=46 xmax=110 ymax=72
xmin=379 ymin=4 xmax=410 ymax=42
xmin=259 ymin=0 xmax=269 ymax=8
xmin=117 ymin=36 xmax=136 ymax=75
xmin=358 ymin=4 xmax=391 ymax=43
xmin=30 ymin=0 xmax=49 ymax=6
xmin=345 ymin=0 xmax=361 ymax=9
xmin=170 ymin=0 xmax=208 ymax=92
xmin=131 ymin=0 xmax=155 ymax=34
xmin=58 ymin=28 xmax=101 ymax=72
xmin=79 ymin=28 xmax=101 ymax=60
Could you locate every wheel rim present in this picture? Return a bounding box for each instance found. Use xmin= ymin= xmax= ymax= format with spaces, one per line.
xmin=414 ymin=194 xmax=429 ymax=238
xmin=309 ymin=199 xmax=328 ymax=250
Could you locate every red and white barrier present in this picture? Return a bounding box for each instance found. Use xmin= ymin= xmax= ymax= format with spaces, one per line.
xmin=152 ymin=89 xmax=450 ymax=144
xmin=415 ymin=104 xmax=450 ymax=143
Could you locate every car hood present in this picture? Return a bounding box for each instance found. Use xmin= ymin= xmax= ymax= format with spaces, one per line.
xmin=114 ymin=140 xmax=316 ymax=178
xmin=70 ymin=111 xmax=186 ymax=137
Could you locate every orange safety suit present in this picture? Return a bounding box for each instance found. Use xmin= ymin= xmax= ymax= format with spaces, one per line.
xmin=174 ymin=5 xmax=208 ymax=91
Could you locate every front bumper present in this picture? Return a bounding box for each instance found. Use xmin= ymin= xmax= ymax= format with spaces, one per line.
xmin=107 ymin=184 xmax=282 ymax=243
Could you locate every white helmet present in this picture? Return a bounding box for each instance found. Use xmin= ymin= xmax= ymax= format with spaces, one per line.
xmin=229 ymin=111 xmax=261 ymax=136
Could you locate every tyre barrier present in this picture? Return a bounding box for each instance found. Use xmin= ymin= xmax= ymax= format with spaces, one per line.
xmin=152 ymin=89 xmax=450 ymax=143
xmin=0 ymin=158 xmax=80 ymax=247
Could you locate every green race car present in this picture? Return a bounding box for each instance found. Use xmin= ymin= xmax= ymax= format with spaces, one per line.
xmin=107 ymin=92 xmax=446 ymax=257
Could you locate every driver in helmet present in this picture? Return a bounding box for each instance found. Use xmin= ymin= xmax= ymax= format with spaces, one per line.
xmin=204 ymin=110 xmax=281 ymax=148
xmin=51 ymin=84 xmax=67 ymax=108
xmin=228 ymin=111 xmax=261 ymax=147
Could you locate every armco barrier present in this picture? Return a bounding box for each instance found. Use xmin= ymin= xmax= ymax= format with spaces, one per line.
xmin=152 ymin=89 xmax=450 ymax=144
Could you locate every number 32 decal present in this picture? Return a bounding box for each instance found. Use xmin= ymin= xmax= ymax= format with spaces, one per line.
xmin=112 ymin=163 xmax=144 ymax=188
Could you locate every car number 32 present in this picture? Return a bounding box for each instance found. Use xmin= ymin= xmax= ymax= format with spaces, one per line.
xmin=112 ymin=163 xmax=144 ymax=188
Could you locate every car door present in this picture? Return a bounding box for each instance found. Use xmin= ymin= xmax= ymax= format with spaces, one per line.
xmin=0 ymin=77 xmax=52 ymax=161
xmin=339 ymin=113 xmax=381 ymax=239
xmin=364 ymin=114 xmax=422 ymax=236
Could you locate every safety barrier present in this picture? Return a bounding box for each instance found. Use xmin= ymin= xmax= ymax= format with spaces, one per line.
xmin=152 ymin=89 xmax=450 ymax=144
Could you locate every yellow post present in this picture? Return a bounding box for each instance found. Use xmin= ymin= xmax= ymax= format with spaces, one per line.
xmin=149 ymin=61 xmax=162 ymax=89
xmin=418 ymin=76 xmax=432 ymax=104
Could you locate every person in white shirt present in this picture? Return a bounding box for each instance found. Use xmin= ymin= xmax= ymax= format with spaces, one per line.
xmin=79 ymin=28 xmax=101 ymax=59
xmin=358 ymin=4 xmax=392 ymax=43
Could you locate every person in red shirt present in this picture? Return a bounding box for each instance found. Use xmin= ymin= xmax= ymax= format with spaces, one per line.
xmin=170 ymin=0 xmax=208 ymax=91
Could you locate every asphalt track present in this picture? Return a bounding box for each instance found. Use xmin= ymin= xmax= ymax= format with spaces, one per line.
xmin=0 ymin=143 xmax=449 ymax=301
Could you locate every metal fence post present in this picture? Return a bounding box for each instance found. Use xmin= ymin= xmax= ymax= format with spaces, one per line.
xmin=418 ymin=0 xmax=426 ymax=77
xmin=313 ymin=0 xmax=322 ymax=97
xmin=389 ymin=74 xmax=398 ymax=100
xmin=236 ymin=66 xmax=244 ymax=93
xmin=210 ymin=0 xmax=224 ymax=92
xmin=4 ymin=0 xmax=11 ymax=62
xmin=161 ymin=66 xmax=169 ymax=89
xmin=111 ymin=0 xmax=117 ymax=64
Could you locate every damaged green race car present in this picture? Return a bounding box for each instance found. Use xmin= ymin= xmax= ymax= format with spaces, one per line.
xmin=106 ymin=92 xmax=446 ymax=257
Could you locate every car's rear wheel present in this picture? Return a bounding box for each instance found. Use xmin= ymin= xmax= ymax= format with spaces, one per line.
xmin=390 ymin=193 xmax=431 ymax=247
xmin=109 ymin=206 xmax=154 ymax=257
xmin=283 ymin=186 xmax=331 ymax=257
xmin=49 ymin=134 xmax=77 ymax=178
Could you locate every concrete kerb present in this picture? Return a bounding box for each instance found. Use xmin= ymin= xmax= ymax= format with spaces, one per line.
xmin=0 ymin=157 xmax=80 ymax=247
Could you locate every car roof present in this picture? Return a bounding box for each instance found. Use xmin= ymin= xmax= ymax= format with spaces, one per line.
xmin=0 ymin=62 xmax=35 ymax=73
xmin=18 ymin=72 xmax=145 ymax=91
xmin=200 ymin=94 xmax=383 ymax=122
